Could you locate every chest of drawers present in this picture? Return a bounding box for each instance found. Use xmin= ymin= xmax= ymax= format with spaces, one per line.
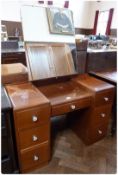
xmin=6 ymin=83 xmax=51 ymax=173
xmin=72 ymin=74 xmax=115 ymax=145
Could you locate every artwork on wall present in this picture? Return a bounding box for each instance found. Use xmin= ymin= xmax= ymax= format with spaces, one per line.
xmin=46 ymin=7 xmax=75 ymax=35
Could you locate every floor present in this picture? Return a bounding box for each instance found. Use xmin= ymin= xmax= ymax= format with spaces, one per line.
xmin=31 ymin=116 xmax=117 ymax=174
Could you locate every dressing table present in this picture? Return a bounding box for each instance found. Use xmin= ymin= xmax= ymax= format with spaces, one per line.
xmin=4 ymin=6 xmax=115 ymax=173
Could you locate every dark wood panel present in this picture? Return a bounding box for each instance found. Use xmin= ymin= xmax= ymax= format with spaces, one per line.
xmin=75 ymin=27 xmax=117 ymax=37
xmin=75 ymin=28 xmax=93 ymax=35
xmin=1 ymin=20 xmax=23 ymax=37
xmin=86 ymin=51 xmax=117 ymax=72
xmin=110 ymin=28 xmax=117 ymax=37
xmin=2 ymin=52 xmax=27 ymax=66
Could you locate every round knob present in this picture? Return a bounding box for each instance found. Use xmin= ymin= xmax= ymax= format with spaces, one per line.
xmin=32 ymin=116 xmax=38 ymax=122
xmin=71 ymin=105 xmax=76 ymax=110
xmin=32 ymin=135 xmax=38 ymax=142
xmin=98 ymin=130 xmax=102 ymax=135
xmin=33 ymin=155 xmax=39 ymax=161
xmin=104 ymin=97 xmax=109 ymax=102
xmin=101 ymin=113 xmax=106 ymax=118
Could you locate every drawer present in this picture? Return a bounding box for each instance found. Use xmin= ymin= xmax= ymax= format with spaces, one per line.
xmin=87 ymin=123 xmax=108 ymax=144
xmin=89 ymin=104 xmax=112 ymax=126
xmin=19 ymin=124 xmax=50 ymax=149
xmin=52 ymin=97 xmax=91 ymax=116
xmin=20 ymin=142 xmax=50 ymax=171
xmin=95 ymin=89 xmax=114 ymax=107
xmin=16 ymin=105 xmax=50 ymax=130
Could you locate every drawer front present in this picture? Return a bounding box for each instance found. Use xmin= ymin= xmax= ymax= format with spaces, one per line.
xmin=52 ymin=98 xmax=91 ymax=116
xmin=19 ymin=124 xmax=50 ymax=149
xmin=16 ymin=105 xmax=50 ymax=130
xmin=87 ymin=124 xmax=108 ymax=144
xmin=20 ymin=143 xmax=49 ymax=171
xmin=89 ymin=104 xmax=112 ymax=126
xmin=95 ymin=90 xmax=114 ymax=107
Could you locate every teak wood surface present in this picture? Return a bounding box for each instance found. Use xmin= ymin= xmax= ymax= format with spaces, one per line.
xmin=5 ymin=74 xmax=115 ymax=172
xmin=1 ymin=63 xmax=28 ymax=85
xmin=89 ymin=71 xmax=117 ymax=84
xmin=25 ymin=43 xmax=76 ymax=81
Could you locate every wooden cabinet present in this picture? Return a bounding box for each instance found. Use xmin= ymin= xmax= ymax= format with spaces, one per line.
xmin=1 ymin=86 xmax=18 ymax=173
xmin=6 ymin=83 xmax=51 ymax=173
xmin=86 ymin=51 xmax=116 ymax=72
xmin=2 ymin=52 xmax=26 ymax=66
xmin=72 ymin=74 xmax=115 ymax=145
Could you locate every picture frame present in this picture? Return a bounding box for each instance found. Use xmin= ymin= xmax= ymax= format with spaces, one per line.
xmin=46 ymin=7 xmax=75 ymax=35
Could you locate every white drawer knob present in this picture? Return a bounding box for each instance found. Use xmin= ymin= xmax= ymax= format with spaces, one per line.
xmin=32 ymin=135 xmax=38 ymax=142
xmin=101 ymin=113 xmax=106 ymax=118
xmin=33 ymin=155 xmax=39 ymax=161
xmin=104 ymin=97 xmax=109 ymax=102
xmin=98 ymin=130 xmax=102 ymax=135
xmin=71 ymin=105 xmax=76 ymax=110
xmin=32 ymin=116 xmax=38 ymax=122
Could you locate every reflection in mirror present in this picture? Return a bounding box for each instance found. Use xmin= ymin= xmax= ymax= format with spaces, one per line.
xmin=25 ymin=43 xmax=77 ymax=81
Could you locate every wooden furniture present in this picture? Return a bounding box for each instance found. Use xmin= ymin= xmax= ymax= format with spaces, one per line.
xmin=2 ymin=51 xmax=26 ymax=66
xmin=1 ymin=85 xmax=18 ymax=173
xmin=86 ymin=51 xmax=116 ymax=72
xmin=89 ymin=71 xmax=117 ymax=135
xmin=5 ymin=74 xmax=115 ymax=172
xmin=25 ymin=43 xmax=76 ymax=81
xmin=38 ymin=80 xmax=92 ymax=116
xmin=71 ymin=74 xmax=115 ymax=144
xmin=75 ymin=39 xmax=88 ymax=74
xmin=5 ymin=83 xmax=51 ymax=173
xmin=89 ymin=71 xmax=117 ymax=85
xmin=1 ymin=63 xmax=28 ymax=85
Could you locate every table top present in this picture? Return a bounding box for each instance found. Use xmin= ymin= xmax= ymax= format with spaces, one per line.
xmin=89 ymin=71 xmax=117 ymax=84
xmin=38 ymin=80 xmax=92 ymax=106
xmin=2 ymin=63 xmax=28 ymax=76
xmin=6 ymin=83 xmax=50 ymax=111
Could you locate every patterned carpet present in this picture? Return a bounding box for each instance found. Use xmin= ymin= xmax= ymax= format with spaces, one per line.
xmin=31 ymin=116 xmax=117 ymax=174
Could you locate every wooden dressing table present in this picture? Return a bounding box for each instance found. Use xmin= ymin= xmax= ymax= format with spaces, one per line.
xmin=5 ymin=74 xmax=115 ymax=173
xmin=3 ymin=6 xmax=115 ymax=173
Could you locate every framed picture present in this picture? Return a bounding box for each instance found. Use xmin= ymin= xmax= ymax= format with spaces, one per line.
xmin=46 ymin=7 xmax=75 ymax=35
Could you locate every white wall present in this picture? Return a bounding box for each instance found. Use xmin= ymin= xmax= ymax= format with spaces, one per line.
xmin=21 ymin=6 xmax=75 ymax=43
xmin=69 ymin=0 xmax=91 ymax=28
xmin=88 ymin=1 xmax=117 ymax=29
xmin=1 ymin=0 xmax=117 ymax=29
xmin=1 ymin=0 xmax=91 ymax=28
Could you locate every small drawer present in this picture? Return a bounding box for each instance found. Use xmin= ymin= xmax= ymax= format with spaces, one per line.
xmin=16 ymin=105 xmax=50 ymax=130
xmin=89 ymin=104 xmax=112 ymax=126
xmin=95 ymin=90 xmax=114 ymax=107
xmin=19 ymin=124 xmax=50 ymax=149
xmin=52 ymin=97 xmax=91 ymax=116
xmin=87 ymin=124 xmax=108 ymax=144
xmin=20 ymin=142 xmax=50 ymax=171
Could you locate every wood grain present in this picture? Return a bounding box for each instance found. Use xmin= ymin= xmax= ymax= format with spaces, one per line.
xmin=25 ymin=43 xmax=76 ymax=81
